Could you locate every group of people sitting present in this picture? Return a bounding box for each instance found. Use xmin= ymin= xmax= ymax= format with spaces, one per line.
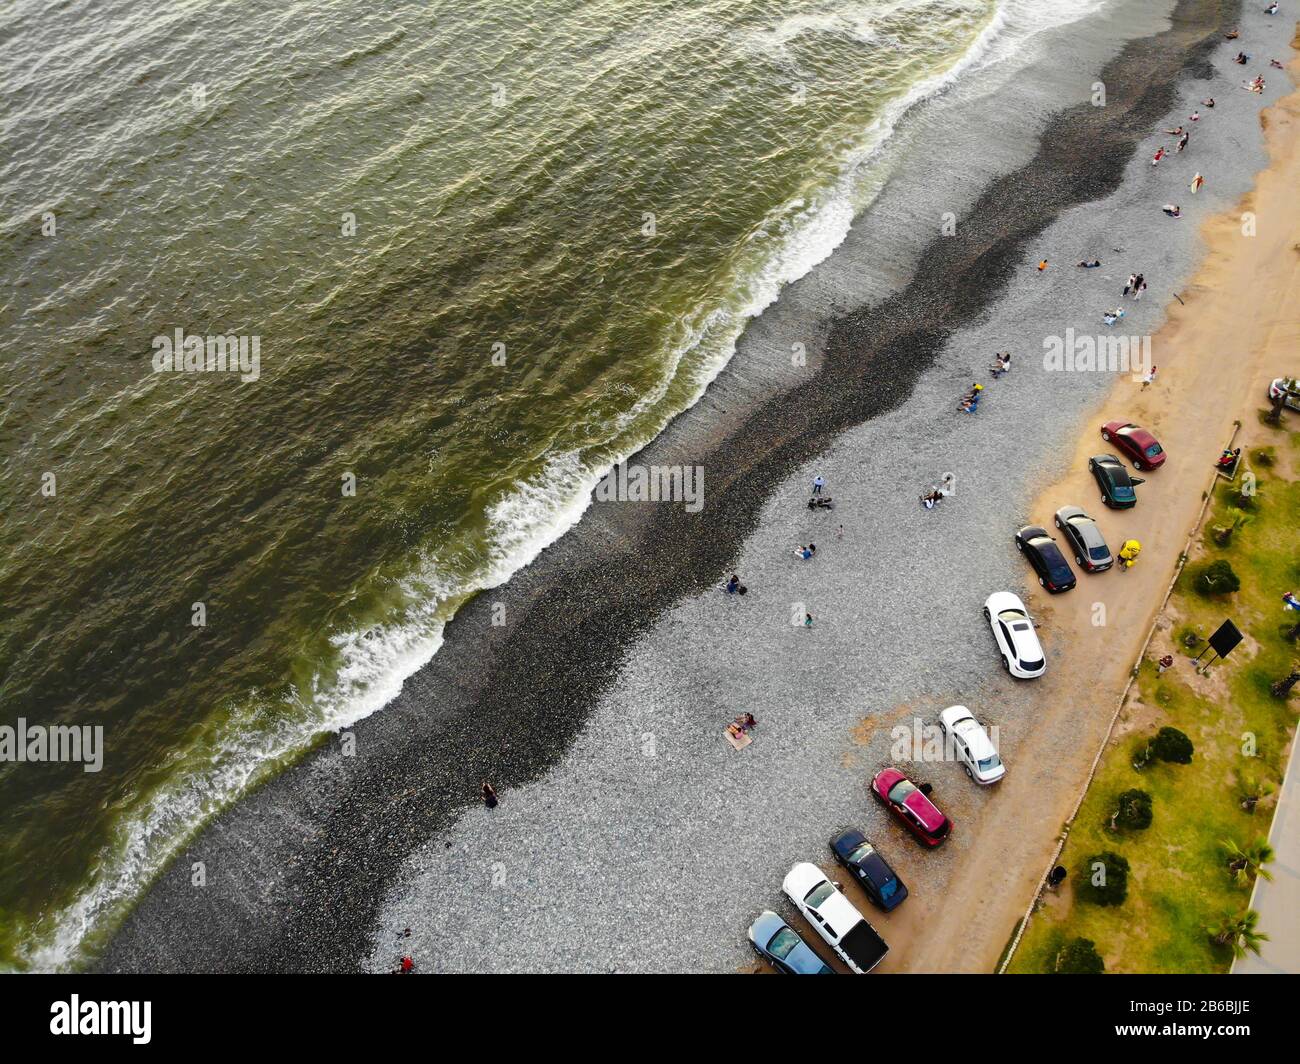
xmin=806 ymin=495 xmax=835 ymax=510
xmin=726 ymin=713 xmax=757 ymax=742
xmin=1102 ymin=306 xmax=1128 ymax=326
xmin=958 ymin=382 xmax=984 ymax=413
xmin=1216 ymin=446 xmax=1242 ymax=469
xmin=990 ymin=352 xmax=1012 ymax=378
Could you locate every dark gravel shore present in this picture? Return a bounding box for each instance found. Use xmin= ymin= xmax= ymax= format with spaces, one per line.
xmin=97 ymin=0 xmax=1243 ymax=973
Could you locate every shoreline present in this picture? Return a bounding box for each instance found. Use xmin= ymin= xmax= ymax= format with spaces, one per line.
xmin=92 ymin=0 xmax=1267 ymax=974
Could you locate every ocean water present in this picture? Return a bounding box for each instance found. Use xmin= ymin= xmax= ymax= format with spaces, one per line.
xmin=0 ymin=0 xmax=1105 ymax=969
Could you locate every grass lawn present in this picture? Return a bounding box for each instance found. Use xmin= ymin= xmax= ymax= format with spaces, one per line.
xmin=1009 ymin=422 xmax=1300 ymax=973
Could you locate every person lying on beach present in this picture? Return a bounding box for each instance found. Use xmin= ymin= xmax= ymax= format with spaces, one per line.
xmin=807 ymin=495 xmax=834 ymax=510
xmin=1265 ymin=2 xmax=1279 ymax=15
xmin=958 ymin=396 xmax=980 ymax=414
xmin=793 ymin=544 xmax=815 ymax=560
xmin=920 ymin=487 xmax=944 ymax=509
xmin=1283 ymin=591 xmax=1300 ymax=612
xmin=1162 ymin=204 xmax=1182 ymax=217
xmin=1151 ymin=146 xmax=1166 ymax=166
xmin=1189 ymin=110 xmax=1200 ymax=121
xmin=1202 ymin=97 xmax=1216 ymax=107
xmin=961 ymin=382 xmax=983 ymax=401
xmin=1164 ymin=125 xmax=1184 ymax=135
xmin=1076 ymin=259 xmax=1102 ymax=268
xmin=1272 ymin=59 xmax=1285 ymax=69
xmin=1037 ymin=259 xmax=1048 ymax=271
xmin=1102 ymin=307 xmax=1126 ymax=326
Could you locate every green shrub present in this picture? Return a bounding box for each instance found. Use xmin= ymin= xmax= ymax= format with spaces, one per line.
xmin=1079 ymin=851 xmax=1131 ymax=907
xmin=1114 ymin=788 xmax=1153 ymax=830
xmin=1151 ymin=726 xmax=1194 ymax=765
xmin=1054 ymin=937 xmax=1105 ymax=974
xmin=1196 ymin=559 xmax=1241 ymax=595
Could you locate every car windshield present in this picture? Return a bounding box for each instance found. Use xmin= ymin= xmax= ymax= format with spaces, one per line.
xmin=1145 ymin=443 xmax=1163 ymax=457
xmin=847 ymin=841 xmax=874 ymax=864
xmin=805 ymin=881 xmax=835 ymax=908
xmin=888 ymin=779 xmax=917 ymax=804
xmin=1114 ymin=484 xmax=1134 ymax=498
xmin=977 ymin=754 xmax=1002 ymax=772
xmin=768 ymin=927 xmax=801 ymax=961
xmin=1088 ymin=544 xmax=1110 ymax=561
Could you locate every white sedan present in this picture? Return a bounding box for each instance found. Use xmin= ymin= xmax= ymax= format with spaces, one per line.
xmin=983 ymin=591 xmax=1045 ymax=678
xmin=939 ymin=705 xmax=1005 ymax=784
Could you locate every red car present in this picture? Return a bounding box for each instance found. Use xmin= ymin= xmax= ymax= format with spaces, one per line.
xmin=870 ymin=768 xmax=952 ymax=847
xmin=1100 ymin=421 xmax=1166 ymax=470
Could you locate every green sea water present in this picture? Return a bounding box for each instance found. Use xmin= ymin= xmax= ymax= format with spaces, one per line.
xmin=0 ymin=0 xmax=1017 ymax=968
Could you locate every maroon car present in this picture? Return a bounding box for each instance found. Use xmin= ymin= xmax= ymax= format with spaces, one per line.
xmin=1101 ymin=421 xmax=1166 ymax=470
xmin=870 ymin=768 xmax=952 ymax=847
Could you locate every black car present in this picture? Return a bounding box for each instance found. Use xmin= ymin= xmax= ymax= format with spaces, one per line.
xmin=829 ymin=829 xmax=909 ymax=912
xmin=1089 ymin=453 xmax=1143 ymax=509
xmin=1053 ymin=505 xmax=1113 ymax=572
xmin=1014 ymin=525 xmax=1076 ymax=593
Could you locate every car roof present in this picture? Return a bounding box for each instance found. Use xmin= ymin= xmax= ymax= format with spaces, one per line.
xmin=952 ymin=717 xmax=996 ymax=757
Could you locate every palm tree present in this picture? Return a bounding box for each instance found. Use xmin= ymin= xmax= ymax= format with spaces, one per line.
xmin=1208 ymin=909 xmax=1269 ymax=959
xmin=1222 ymin=837 xmax=1276 ymax=885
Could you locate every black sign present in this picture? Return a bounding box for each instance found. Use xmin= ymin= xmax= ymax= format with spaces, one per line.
xmin=1208 ymin=619 xmax=1244 ymax=658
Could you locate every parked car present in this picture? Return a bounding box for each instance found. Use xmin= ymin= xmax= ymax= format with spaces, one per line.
xmin=870 ymin=768 xmax=952 ymax=847
xmin=747 ymin=910 xmax=834 ymax=974
xmin=1089 ymin=453 xmax=1143 ymax=509
xmin=1100 ymin=420 xmax=1166 ymax=470
xmin=938 ymin=705 xmax=1005 ymax=784
xmin=829 ymin=829 xmax=909 ymax=912
xmin=1268 ymin=377 xmax=1300 ymax=412
xmin=781 ymin=863 xmax=890 ymax=974
xmin=1014 ymin=525 xmax=1076 ymax=593
xmin=983 ymin=590 xmax=1045 ymax=678
xmin=1054 ymin=505 xmax=1113 ymax=572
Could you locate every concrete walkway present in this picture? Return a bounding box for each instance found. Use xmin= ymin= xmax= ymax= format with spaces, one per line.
xmin=1233 ymin=735 xmax=1299 ymax=974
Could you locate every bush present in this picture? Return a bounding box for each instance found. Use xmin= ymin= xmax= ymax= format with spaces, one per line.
xmin=1079 ymin=851 xmax=1131 ymax=907
xmin=1151 ymin=726 xmax=1194 ymax=765
xmin=1054 ymin=937 xmax=1105 ymax=974
xmin=1114 ymin=788 xmax=1153 ymax=830
xmin=1251 ymin=447 xmax=1275 ymax=467
xmin=1196 ymin=559 xmax=1241 ymax=595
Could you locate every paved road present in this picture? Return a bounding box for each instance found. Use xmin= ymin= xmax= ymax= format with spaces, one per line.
xmin=1233 ymin=736 xmax=1299 ymax=974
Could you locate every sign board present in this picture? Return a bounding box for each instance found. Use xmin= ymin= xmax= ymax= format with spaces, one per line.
xmin=1208 ymin=620 xmax=1243 ymax=659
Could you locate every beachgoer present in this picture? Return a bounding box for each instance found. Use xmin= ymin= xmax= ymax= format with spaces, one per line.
xmin=1142 ymin=365 xmax=1158 ymax=389
xmin=836 ymin=523 xmax=844 ymax=539
xmin=1266 ymin=2 xmax=1279 ymax=15
xmin=736 ymin=712 xmax=757 ymax=732
xmin=812 ymin=475 xmax=825 ymax=495
xmin=1157 ymin=654 xmax=1174 ymax=674
xmin=1132 ymin=272 xmax=1144 ymax=296
xmin=400 ymin=956 xmax=415 ymax=973
xmin=1189 ymin=109 xmax=1201 ymax=121
xmin=1076 ymin=259 xmax=1101 ymax=268
xmin=794 ymin=544 xmax=813 ymax=560
xmin=1190 ymin=173 xmax=1204 ymax=194
xmin=1202 ymin=97 xmax=1216 ymax=108
xmin=1152 ymin=146 xmax=1166 ymax=166
xmin=1135 ymin=279 xmax=1147 ymax=300
xmin=803 ymin=613 xmax=813 ymax=628
xmin=1235 ymin=51 xmax=1249 ymax=64
xmin=1037 ymin=259 xmax=1048 ymax=271
xmin=1124 ymin=273 xmax=1136 ymax=296
xmin=1272 ymin=59 xmax=1285 ymax=69
xmin=1164 ymin=125 xmax=1184 ymax=135
xmin=1162 ymin=204 xmax=1181 ymax=217
xmin=1282 ymin=591 xmax=1300 ymax=611
xmin=1177 ymin=130 xmax=1189 ymax=152
xmin=481 ymin=781 xmax=498 ymax=808
xmin=1225 ymin=29 xmax=1239 ymax=39
xmin=725 ymin=574 xmax=741 ymax=594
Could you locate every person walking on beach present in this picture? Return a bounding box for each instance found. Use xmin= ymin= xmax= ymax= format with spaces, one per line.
xmin=481 ymin=781 xmax=499 ymax=808
xmin=1177 ymin=130 xmax=1189 ymax=152
xmin=1141 ymin=365 xmax=1158 ymax=389
xmin=803 ymin=613 xmax=813 ymax=628
xmin=812 ymin=475 xmax=825 ymax=495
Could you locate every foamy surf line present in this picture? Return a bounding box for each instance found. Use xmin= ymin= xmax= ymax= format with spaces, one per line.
xmin=38 ymin=0 xmax=1130 ymax=973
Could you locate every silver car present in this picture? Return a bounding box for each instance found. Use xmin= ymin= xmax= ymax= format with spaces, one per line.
xmin=1054 ymin=505 xmax=1113 ymax=572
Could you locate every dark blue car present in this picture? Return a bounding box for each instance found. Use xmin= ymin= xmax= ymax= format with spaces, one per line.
xmin=829 ymin=829 xmax=909 ymax=912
